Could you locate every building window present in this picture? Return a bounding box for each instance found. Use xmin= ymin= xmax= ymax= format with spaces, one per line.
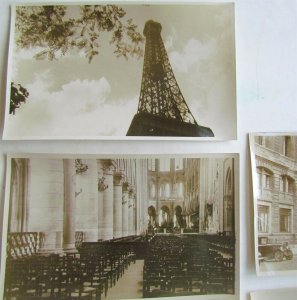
xmin=159 ymin=159 xmax=170 ymax=172
xmin=284 ymin=136 xmax=291 ymax=157
xmin=148 ymin=159 xmax=156 ymax=171
xmin=174 ymin=158 xmax=183 ymax=170
xmin=165 ymin=183 xmax=170 ymax=197
xmin=177 ymin=182 xmax=183 ymax=197
xmin=280 ymin=176 xmax=295 ymax=194
xmin=255 ymin=136 xmax=265 ymax=146
xmin=150 ymin=183 xmax=156 ymax=198
xmin=287 ymin=177 xmax=295 ymax=194
xmin=160 ymin=182 xmax=170 ymax=198
xmin=279 ymin=208 xmax=291 ymax=233
xmin=257 ymin=167 xmax=273 ymax=190
xmin=264 ymin=173 xmax=271 ymax=189
xmin=258 ymin=205 xmax=269 ymax=233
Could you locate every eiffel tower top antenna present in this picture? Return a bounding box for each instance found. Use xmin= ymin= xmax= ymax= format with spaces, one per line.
xmin=127 ymin=20 xmax=214 ymax=137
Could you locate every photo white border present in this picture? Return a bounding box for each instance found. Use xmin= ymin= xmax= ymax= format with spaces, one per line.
xmin=3 ymin=1 xmax=237 ymax=141
xmin=250 ymin=287 xmax=297 ymax=300
xmin=0 ymin=152 xmax=240 ymax=300
xmin=249 ymin=132 xmax=297 ymax=277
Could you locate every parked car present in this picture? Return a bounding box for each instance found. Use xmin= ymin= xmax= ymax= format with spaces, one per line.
xmin=258 ymin=241 xmax=293 ymax=262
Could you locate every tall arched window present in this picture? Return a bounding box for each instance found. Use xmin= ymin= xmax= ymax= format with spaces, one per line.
xmin=257 ymin=167 xmax=273 ymax=190
xmin=165 ymin=183 xmax=170 ymax=197
xmin=150 ymin=182 xmax=156 ymax=198
xmin=159 ymin=159 xmax=170 ymax=172
xmin=175 ymin=158 xmax=183 ymax=170
xmin=280 ymin=175 xmax=295 ymax=194
xmin=224 ymin=168 xmax=233 ymax=232
xmin=177 ymin=182 xmax=183 ymax=197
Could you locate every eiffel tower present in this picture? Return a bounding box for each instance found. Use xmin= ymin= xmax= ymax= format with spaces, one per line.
xmin=127 ymin=20 xmax=214 ymax=137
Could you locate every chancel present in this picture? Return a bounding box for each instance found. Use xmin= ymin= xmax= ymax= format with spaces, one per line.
xmin=4 ymin=156 xmax=235 ymax=299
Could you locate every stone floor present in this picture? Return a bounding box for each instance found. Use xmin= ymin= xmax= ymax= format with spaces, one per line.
xmin=106 ymin=259 xmax=144 ymax=299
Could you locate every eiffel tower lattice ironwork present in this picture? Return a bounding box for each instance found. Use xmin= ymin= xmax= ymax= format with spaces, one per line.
xmin=127 ymin=20 xmax=214 ymax=137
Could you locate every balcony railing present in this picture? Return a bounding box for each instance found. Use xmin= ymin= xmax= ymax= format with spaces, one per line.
xmin=256 ymin=144 xmax=297 ymax=171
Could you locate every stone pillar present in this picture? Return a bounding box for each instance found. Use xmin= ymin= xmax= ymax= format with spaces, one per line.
xmin=113 ymin=172 xmax=124 ymax=238
xmin=122 ymin=182 xmax=129 ymax=237
xmin=9 ymin=158 xmax=29 ymax=232
xmin=186 ymin=215 xmax=190 ymax=228
xmin=75 ymin=159 xmax=98 ymax=242
xmin=27 ymin=159 xmax=64 ymax=253
xmin=63 ymin=159 xmax=76 ymax=250
xmin=128 ymin=188 xmax=135 ymax=236
xmin=101 ymin=160 xmax=116 ymax=240
xmin=97 ymin=160 xmax=104 ymax=241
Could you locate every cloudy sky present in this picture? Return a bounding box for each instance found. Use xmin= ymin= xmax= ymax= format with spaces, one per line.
xmin=4 ymin=4 xmax=236 ymax=139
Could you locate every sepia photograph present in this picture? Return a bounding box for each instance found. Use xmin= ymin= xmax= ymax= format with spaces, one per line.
xmin=3 ymin=3 xmax=236 ymax=140
xmin=1 ymin=154 xmax=238 ymax=299
xmin=250 ymin=288 xmax=297 ymax=300
xmin=250 ymin=133 xmax=297 ymax=276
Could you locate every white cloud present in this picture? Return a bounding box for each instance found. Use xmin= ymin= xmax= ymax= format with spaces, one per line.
xmin=14 ymin=47 xmax=43 ymax=60
xmin=169 ymin=38 xmax=215 ymax=73
xmin=5 ymin=72 xmax=138 ymax=137
xmin=50 ymin=78 xmax=111 ymax=113
xmin=164 ymin=35 xmax=174 ymax=51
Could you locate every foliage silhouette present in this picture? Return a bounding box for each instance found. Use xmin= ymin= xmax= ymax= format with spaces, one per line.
xmin=10 ymin=83 xmax=29 ymax=114
xmin=15 ymin=5 xmax=144 ymax=62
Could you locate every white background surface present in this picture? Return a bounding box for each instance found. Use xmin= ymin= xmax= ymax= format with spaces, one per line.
xmin=0 ymin=1 xmax=297 ymax=300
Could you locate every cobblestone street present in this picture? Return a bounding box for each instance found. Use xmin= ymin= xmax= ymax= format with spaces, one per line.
xmin=260 ymin=254 xmax=297 ymax=272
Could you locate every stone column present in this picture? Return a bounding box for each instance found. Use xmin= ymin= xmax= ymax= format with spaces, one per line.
xmin=186 ymin=215 xmax=190 ymax=228
xmin=113 ymin=172 xmax=124 ymax=238
xmin=9 ymin=158 xmax=29 ymax=232
xmin=63 ymin=159 xmax=76 ymax=250
xmin=27 ymin=159 xmax=64 ymax=253
xmin=97 ymin=160 xmax=104 ymax=241
xmin=128 ymin=188 xmax=135 ymax=236
xmin=75 ymin=159 xmax=98 ymax=242
xmin=122 ymin=182 xmax=129 ymax=237
xmin=101 ymin=160 xmax=116 ymax=240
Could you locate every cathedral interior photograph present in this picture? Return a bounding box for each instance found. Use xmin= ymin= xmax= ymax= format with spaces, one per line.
xmin=250 ymin=134 xmax=297 ymax=275
xmin=1 ymin=155 xmax=237 ymax=299
xmin=3 ymin=3 xmax=236 ymax=140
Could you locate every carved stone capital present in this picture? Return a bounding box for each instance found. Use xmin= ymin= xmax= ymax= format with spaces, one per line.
xmin=128 ymin=196 xmax=135 ymax=208
xmin=75 ymin=159 xmax=88 ymax=175
xmin=122 ymin=194 xmax=127 ymax=205
xmin=128 ymin=186 xmax=135 ymax=197
xmin=114 ymin=172 xmax=124 ymax=186
xmin=98 ymin=176 xmax=108 ymax=192
xmin=122 ymin=181 xmax=130 ymax=192
xmin=101 ymin=159 xmax=116 ymax=175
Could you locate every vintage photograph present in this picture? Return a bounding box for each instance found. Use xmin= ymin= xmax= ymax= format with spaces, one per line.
xmin=3 ymin=3 xmax=236 ymax=139
xmin=250 ymin=288 xmax=297 ymax=300
xmin=250 ymin=133 xmax=297 ymax=275
xmin=1 ymin=154 xmax=238 ymax=299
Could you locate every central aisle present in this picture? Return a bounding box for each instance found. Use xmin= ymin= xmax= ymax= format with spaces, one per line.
xmin=106 ymin=259 xmax=144 ymax=299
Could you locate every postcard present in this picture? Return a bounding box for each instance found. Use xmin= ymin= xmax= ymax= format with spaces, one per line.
xmin=1 ymin=153 xmax=239 ymax=299
xmin=250 ymin=133 xmax=297 ymax=276
xmin=3 ymin=3 xmax=236 ymax=140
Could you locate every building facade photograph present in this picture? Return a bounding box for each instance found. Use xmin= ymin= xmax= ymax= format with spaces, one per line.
xmin=253 ymin=134 xmax=297 ymax=273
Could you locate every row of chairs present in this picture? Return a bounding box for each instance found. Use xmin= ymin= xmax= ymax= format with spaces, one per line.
xmin=143 ymin=235 xmax=235 ymax=298
xmin=4 ymin=244 xmax=136 ymax=300
xmin=5 ymin=254 xmax=99 ymax=299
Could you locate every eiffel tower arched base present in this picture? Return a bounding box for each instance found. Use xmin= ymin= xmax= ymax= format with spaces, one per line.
xmin=126 ymin=113 xmax=214 ymax=137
